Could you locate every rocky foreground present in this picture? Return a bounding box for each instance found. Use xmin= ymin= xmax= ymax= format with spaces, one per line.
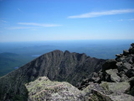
xmin=78 ymin=43 xmax=134 ymax=101
xmin=0 ymin=43 xmax=134 ymax=101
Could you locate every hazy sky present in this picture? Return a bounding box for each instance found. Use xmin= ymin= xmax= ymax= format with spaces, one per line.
xmin=0 ymin=0 xmax=134 ymax=42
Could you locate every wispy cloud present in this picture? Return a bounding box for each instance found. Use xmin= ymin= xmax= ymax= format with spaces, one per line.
xmin=129 ymin=18 xmax=134 ymax=21
xmin=18 ymin=22 xmax=62 ymax=27
xmin=0 ymin=20 xmax=7 ymax=23
xmin=18 ymin=8 xmax=22 ymax=12
xmin=118 ymin=19 xmax=124 ymax=21
xmin=68 ymin=9 xmax=134 ymax=18
xmin=7 ymin=22 xmax=62 ymax=30
xmin=8 ymin=27 xmax=34 ymax=30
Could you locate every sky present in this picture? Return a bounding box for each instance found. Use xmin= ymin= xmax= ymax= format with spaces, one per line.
xmin=0 ymin=0 xmax=134 ymax=42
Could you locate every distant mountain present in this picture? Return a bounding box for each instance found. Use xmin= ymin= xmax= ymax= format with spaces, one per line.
xmin=0 ymin=50 xmax=105 ymax=101
xmin=0 ymin=52 xmax=18 ymax=57
xmin=0 ymin=52 xmax=20 ymax=76
xmin=0 ymin=52 xmax=34 ymax=76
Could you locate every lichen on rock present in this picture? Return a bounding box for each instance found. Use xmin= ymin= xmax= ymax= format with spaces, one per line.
xmin=25 ymin=76 xmax=85 ymax=101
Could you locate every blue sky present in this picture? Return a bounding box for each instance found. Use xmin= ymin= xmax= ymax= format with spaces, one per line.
xmin=0 ymin=0 xmax=134 ymax=42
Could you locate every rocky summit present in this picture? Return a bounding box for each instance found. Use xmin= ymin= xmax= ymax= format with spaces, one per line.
xmin=78 ymin=43 xmax=134 ymax=101
xmin=0 ymin=43 xmax=134 ymax=101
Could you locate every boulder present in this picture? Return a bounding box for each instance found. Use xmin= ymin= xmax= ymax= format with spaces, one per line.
xmin=126 ymin=69 xmax=134 ymax=78
xmin=118 ymin=72 xmax=128 ymax=81
xmin=116 ymin=62 xmax=123 ymax=67
xmin=129 ymin=43 xmax=134 ymax=54
xmin=117 ymin=62 xmax=132 ymax=73
xmin=131 ymin=43 xmax=134 ymax=48
xmin=129 ymin=77 xmax=134 ymax=96
xmin=106 ymin=69 xmax=121 ymax=82
xmin=100 ymin=82 xmax=130 ymax=95
xmin=89 ymin=89 xmax=113 ymax=101
xmin=123 ymin=50 xmax=129 ymax=56
xmin=102 ymin=59 xmax=117 ymax=71
xmin=129 ymin=47 xmax=134 ymax=54
xmin=89 ymin=72 xmax=101 ymax=83
xmin=83 ymin=81 xmax=133 ymax=101
xmin=89 ymin=90 xmax=134 ymax=101
xmin=123 ymin=62 xmax=132 ymax=70
xmin=83 ymin=82 xmax=105 ymax=95
xmin=115 ymin=54 xmax=123 ymax=58
xmin=25 ymin=76 xmax=84 ymax=101
xmin=109 ymin=94 xmax=134 ymax=101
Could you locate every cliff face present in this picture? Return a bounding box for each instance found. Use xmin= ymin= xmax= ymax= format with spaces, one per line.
xmin=0 ymin=50 xmax=105 ymax=101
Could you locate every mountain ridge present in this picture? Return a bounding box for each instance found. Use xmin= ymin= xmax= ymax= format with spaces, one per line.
xmin=0 ymin=50 xmax=105 ymax=101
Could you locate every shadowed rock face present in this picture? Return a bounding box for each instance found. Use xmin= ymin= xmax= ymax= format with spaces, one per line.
xmin=0 ymin=50 xmax=105 ymax=101
xmin=23 ymin=50 xmax=105 ymax=85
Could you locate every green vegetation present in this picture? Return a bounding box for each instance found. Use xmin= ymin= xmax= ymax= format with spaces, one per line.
xmin=13 ymin=95 xmax=25 ymax=101
xmin=0 ymin=52 xmax=34 ymax=76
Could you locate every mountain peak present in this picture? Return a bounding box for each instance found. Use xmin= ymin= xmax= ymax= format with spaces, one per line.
xmin=0 ymin=49 xmax=105 ymax=101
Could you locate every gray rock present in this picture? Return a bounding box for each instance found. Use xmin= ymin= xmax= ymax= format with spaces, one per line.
xmin=101 ymin=81 xmax=130 ymax=95
xmin=116 ymin=54 xmax=123 ymax=58
xmin=83 ymin=82 xmax=106 ymax=95
xmin=117 ymin=62 xmax=132 ymax=73
xmin=83 ymin=81 xmax=134 ymax=101
xmin=25 ymin=76 xmax=85 ymax=101
xmin=126 ymin=69 xmax=134 ymax=78
xmin=129 ymin=47 xmax=134 ymax=54
xmin=102 ymin=59 xmax=117 ymax=71
xmin=89 ymin=89 xmax=113 ymax=101
xmin=129 ymin=77 xmax=134 ymax=96
xmin=131 ymin=43 xmax=134 ymax=48
xmin=120 ymin=73 xmax=128 ymax=81
xmin=106 ymin=69 xmax=121 ymax=82
xmin=109 ymin=94 xmax=134 ymax=101
xmin=132 ymin=57 xmax=134 ymax=63
xmin=123 ymin=50 xmax=129 ymax=56
xmin=123 ymin=62 xmax=132 ymax=70
xmin=116 ymin=62 xmax=123 ymax=67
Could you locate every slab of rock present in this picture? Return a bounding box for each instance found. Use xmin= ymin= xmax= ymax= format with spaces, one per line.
xmin=109 ymin=94 xmax=134 ymax=101
xmin=25 ymin=76 xmax=84 ymax=101
xmin=101 ymin=81 xmax=130 ymax=95
xmin=84 ymin=81 xmax=133 ymax=101
xmin=89 ymin=89 xmax=113 ymax=101
xmin=106 ymin=69 xmax=121 ymax=82
xmin=89 ymin=90 xmax=134 ymax=101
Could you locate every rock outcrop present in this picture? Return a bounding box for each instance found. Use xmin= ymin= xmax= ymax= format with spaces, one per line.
xmin=78 ymin=43 xmax=134 ymax=101
xmin=25 ymin=76 xmax=84 ymax=101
